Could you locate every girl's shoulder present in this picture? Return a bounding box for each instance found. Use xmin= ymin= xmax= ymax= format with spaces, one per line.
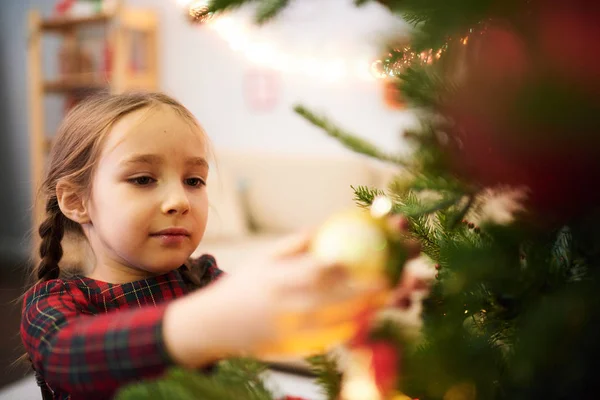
xmin=22 ymin=255 xmax=224 ymax=310
xmin=21 ymin=276 xmax=92 ymax=311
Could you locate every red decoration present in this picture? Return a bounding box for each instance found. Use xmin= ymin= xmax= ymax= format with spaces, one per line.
xmin=368 ymin=341 xmax=399 ymax=395
xmin=349 ymin=311 xmax=400 ymax=396
xmin=442 ymin=10 xmax=600 ymax=221
xmin=536 ymin=0 xmax=600 ymax=91
xmin=383 ymin=79 xmax=405 ymax=110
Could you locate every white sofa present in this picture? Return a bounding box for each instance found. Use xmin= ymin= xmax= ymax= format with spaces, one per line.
xmin=193 ymin=148 xmax=398 ymax=272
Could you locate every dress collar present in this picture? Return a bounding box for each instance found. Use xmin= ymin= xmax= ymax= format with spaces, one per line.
xmin=72 ymin=269 xmax=188 ymax=309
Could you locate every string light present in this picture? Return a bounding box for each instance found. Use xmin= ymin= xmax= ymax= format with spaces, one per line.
xmin=177 ymin=1 xmax=478 ymax=82
xmin=176 ymin=1 xmax=378 ymax=82
xmin=191 ymin=7 xmax=214 ymax=23
xmin=370 ymin=60 xmax=387 ymax=79
xmin=209 ymin=16 xmax=381 ymax=82
xmin=378 ymin=32 xmax=474 ymax=77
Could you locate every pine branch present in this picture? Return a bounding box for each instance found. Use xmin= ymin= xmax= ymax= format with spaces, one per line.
xmin=409 ymin=174 xmax=464 ymax=194
xmin=393 ymin=193 xmax=441 ymax=252
xmin=415 ymin=196 xmax=461 ymax=217
xmin=115 ymin=360 xmax=274 ymax=400
xmin=207 ymin=0 xmax=256 ymax=14
xmin=294 ymin=105 xmax=409 ymax=165
xmin=551 ymin=227 xmax=572 ymax=275
xmin=354 ymin=0 xmax=391 ymax=8
xmin=306 ymin=354 xmax=342 ymax=400
xmin=399 ymin=66 xmax=454 ymax=109
xmin=255 ymin=0 xmax=289 ymax=24
xmin=386 ymin=0 xmax=500 ymax=50
xmin=445 ymin=194 xmax=474 ymax=228
xmin=410 ymin=220 xmax=439 ymax=260
xmin=217 ymin=358 xmax=270 ymax=391
xmin=393 ymin=192 xmax=462 ymax=218
xmin=351 ymin=185 xmax=385 ymax=208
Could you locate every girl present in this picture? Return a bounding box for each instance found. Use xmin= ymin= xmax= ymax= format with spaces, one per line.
xmin=20 ymin=91 xmax=409 ymax=400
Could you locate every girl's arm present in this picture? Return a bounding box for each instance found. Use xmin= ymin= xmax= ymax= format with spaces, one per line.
xmin=21 ymin=280 xmax=176 ymax=397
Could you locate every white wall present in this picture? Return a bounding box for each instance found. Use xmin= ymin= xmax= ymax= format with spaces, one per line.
xmin=131 ymin=0 xmax=418 ymax=156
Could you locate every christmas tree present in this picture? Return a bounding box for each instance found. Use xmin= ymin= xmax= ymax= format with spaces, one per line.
xmin=118 ymin=0 xmax=600 ymax=399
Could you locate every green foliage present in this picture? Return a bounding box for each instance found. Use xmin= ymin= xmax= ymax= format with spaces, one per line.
xmin=306 ymin=354 xmax=343 ymax=400
xmin=294 ymin=105 xmax=409 ymax=165
xmin=351 ymin=185 xmax=385 ymax=209
xmin=255 ymin=0 xmax=290 ymax=24
xmin=359 ymin=175 xmax=600 ymax=399
xmin=398 ymin=66 xmax=452 ymax=109
xmin=208 ymin=0 xmax=289 ymax=24
xmin=207 ymin=0 xmax=255 ymax=15
xmin=115 ymin=359 xmax=273 ymax=400
xmin=366 ymin=0 xmax=523 ymax=50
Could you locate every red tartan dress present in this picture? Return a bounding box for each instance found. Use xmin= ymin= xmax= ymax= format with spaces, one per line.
xmin=20 ymin=254 xmax=223 ymax=400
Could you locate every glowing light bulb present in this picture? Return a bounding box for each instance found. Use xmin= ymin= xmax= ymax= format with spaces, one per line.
xmin=370 ymin=60 xmax=387 ymax=79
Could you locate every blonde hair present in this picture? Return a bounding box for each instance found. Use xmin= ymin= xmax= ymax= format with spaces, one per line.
xmin=34 ymin=91 xmax=205 ymax=285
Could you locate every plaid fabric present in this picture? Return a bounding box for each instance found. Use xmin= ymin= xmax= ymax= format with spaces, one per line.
xmin=21 ymin=254 xmax=223 ymax=400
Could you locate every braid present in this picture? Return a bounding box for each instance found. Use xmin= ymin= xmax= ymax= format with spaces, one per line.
xmin=178 ymin=256 xmax=219 ymax=292
xmin=37 ymin=197 xmax=65 ymax=282
xmin=177 ymin=263 xmax=203 ymax=292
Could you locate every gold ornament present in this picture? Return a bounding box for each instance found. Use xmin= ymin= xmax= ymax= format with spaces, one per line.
xmin=256 ymin=199 xmax=396 ymax=358
xmin=310 ymin=207 xmax=390 ymax=284
xmin=255 ymin=320 xmax=357 ymax=357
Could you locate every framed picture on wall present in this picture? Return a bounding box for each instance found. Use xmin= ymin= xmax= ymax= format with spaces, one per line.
xmin=243 ymin=68 xmax=281 ymax=112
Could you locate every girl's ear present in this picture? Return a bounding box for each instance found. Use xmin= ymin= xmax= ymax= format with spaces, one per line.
xmin=56 ymin=180 xmax=91 ymax=224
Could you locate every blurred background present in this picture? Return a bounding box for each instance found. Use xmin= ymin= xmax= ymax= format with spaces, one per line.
xmin=0 ymin=0 xmax=416 ymax=394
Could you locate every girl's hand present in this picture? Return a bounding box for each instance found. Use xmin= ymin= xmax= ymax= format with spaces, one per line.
xmin=163 ymin=232 xmax=388 ymax=367
xmin=164 ymin=214 xmax=426 ymax=368
xmin=211 ymin=232 xmax=390 ymax=357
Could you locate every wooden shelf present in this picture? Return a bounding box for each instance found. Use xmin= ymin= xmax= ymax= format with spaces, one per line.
xmin=28 ymin=3 xmax=159 ymax=247
xmin=44 ymin=78 xmax=108 ymax=93
xmin=44 ymin=137 xmax=53 ymax=152
xmin=41 ymin=12 xmax=114 ymax=31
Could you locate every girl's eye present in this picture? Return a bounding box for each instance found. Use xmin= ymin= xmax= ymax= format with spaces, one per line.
xmin=129 ymin=176 xmax=155 ymax=186
xmin=185 ymin=178 xmax=206 ymax=187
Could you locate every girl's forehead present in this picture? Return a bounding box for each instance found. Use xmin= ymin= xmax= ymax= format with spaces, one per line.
xmin=102 ymin=105 xmax=207 ymax=157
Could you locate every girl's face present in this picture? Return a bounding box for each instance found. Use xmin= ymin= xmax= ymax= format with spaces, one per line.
xmin=83 ymin=105 xmax=209 ymax=282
